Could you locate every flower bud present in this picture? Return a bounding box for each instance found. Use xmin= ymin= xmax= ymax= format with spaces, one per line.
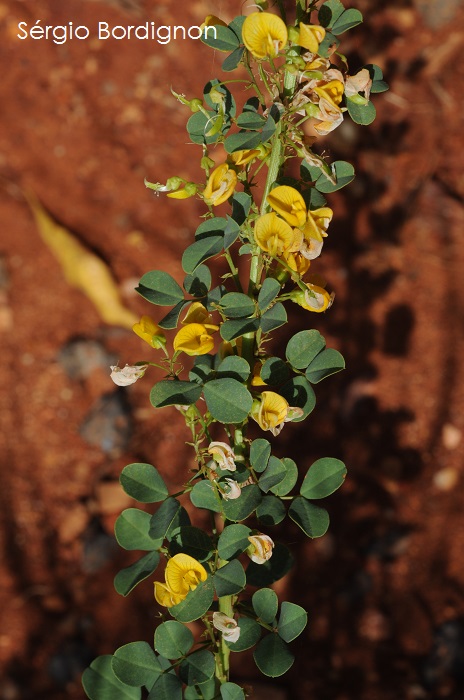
xmin=189 ymin=98 xmax=203 ymax=113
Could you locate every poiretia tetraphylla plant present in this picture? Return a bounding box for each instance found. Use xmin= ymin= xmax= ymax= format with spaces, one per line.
xmin=83 ymin=2 xmax=388 ymax=698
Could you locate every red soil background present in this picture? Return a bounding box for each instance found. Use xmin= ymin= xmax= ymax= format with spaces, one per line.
xmin=1 ymin=0 xmax=464 ymax=698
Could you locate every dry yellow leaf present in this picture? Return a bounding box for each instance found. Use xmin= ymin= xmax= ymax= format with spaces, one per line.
xmin=27 ymin=193 xmax=138 ymax=329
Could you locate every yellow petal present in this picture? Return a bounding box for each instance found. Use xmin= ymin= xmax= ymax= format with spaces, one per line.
xmin=182 ymin=302 xmax=212 ymax=325
xmin=133 ymin=315 xmax=166 ymax=348
xmin=252 ymin=391 xmax=289 ymax=433
xmin=165 ymin=554 xmax=208 ymax=595
xmin=154 ymin=581 xmax=184 ymax=607
xmin=267 ymin=186 xmax=307 ymax=228
xmin=298 ymin=23 xmax=326 ymax=53
xmin=229 ymin=149 xmax=261 ymax=166
xmin=254 ymin=212 xmax=295 ymax=256
xmin=242 ymin=12 xmax=288 ymax=59
xmin=203 ymin=164 xmax=237 ymax=206
xmin=173 ymin=323 xmax=216 ymax=356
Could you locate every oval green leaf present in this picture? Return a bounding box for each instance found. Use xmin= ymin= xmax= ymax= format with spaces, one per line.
xmin=252 ymin=588 xmax=278 ymax=624
xmin=226 ymin=617 xmax=262 ymax=652
xmin=256 ymin=495 xmax=286 ymax=526
xmin=150 ymin=380 xmax=202 ymax=408
xmin=83 ymin=655 xmax=141 ymax=700
xmin=114 ymin=551 xmax=160 ymax=596
xmin=300 ymin=457 xmax=347 ymax=499
xmin=305 ymin=348 xmax=345 ymax=384
xmin=216 ymin=356 xmax=250 ymax=382
xmin=250 ymin=438 xmax=271 ymax=473
xmin=270 ymin=457 xmax=298 ymax=497
xmin=137 ymin=270 xmax=184 ymax=306
xmin=213 ymin=559 xmax=246 ymax=596
xmin=154 ymin=620 xmax=194 ymax=659
xmin=115 ymin=509 xmax=161 ymax=551
xmin=285 ymin=329 xmax=326 ymax=369
xmin=217 ymin=524 xmax=252 ymax=560
xmin=289 ymin=496 xmax=330 ymax=538
xmin=170 ymin=577 xmax=215 ymax=623
xmin=120 ymin=463 xmax=168 ymax=503
xmin=222 ymin=484 xmax=262 ymax=521
xmin=203 ymin=378 xmax=252 ymax=423
xmin=253 ymin=634 xmax=294 ymax=678
xmin=190 ymin=480 xmax=223 ymax=514
xmin=277 ymin=602 xmax=308 ymax=643
xmin=112 ymin=642 xmax=162 ymax=688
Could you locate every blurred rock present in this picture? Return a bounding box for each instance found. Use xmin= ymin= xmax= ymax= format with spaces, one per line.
xmin=94 ymin=481 xmax=133 ymax=515
xmin=58 ymin=338 xmax=116 ymax=380
xmin=81 ymin=519 xmax=118 ymax=574
xmin=421 ymin=619 xmax=464 ymax=688
xmin=79 ymin=391 xmax=131 ymax=454
xmin=48 ymin=639 xmax=93 ymax=686
xmin=57 ymin=504 xmax=89 ymax=544
xmin=442 ymin=424 xmax=462 ymax=450
xmin=413 ymin=0 xmax=462 ymax=28
xmin=433 ymin=468 xmax=459 ymax=492
xmin=359 ymin=608 xmax=391 ymax=642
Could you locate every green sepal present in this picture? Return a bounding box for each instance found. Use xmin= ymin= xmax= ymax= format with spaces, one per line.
xmin=213 ymin=559 xmax=246 ymax=596
xmin=120 ymin=463 xmax=168 ymax=503
xmin=114 ymin=551 xmax=160 ymax=596
xmin=82 ymin=655 xmax=141 ymax=700
xmin=289 ymin=496 xmax=330 ymax=538
xmin=253 ymin=634 xmax=294 ymax=677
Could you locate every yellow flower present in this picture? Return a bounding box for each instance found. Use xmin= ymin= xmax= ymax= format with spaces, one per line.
xmin=154 ymin=581 xmax=184 ymax=608
xmin=251 ymin=390 xmax=289 ymax=436
xmin=254 ymin=212 xmax=298 ymax=257
xmin=229 ymin=149 xmax=261 ymax=166
xmin=202 ymin=15 xmax=227 ymax=28
xmin=165 ymin=554 xmax=207 ymax=596
xmin=242 ymin=12 xmax=288 ymax=59
xmin=247 ymin=533 xmax=274 ymax=564
xmin=282 ymin=250 xmax=311 ymax=276
xmin=299 ymin=207 xmax=333 ymax=259
xmin=297 ymin=23 xmax=326 ymax=53
xmin=290 ymin=282 xmax=334 ymax=313
xmin=313 ymin=79 xmax=344 ymax=108
xmin=314 ymin=99 xmax=343 ymax=135
xmin=251 ymin=361 xmax=267 ymax=386
xmin=267 ymin=186 xmax=307 ymax=228
xmin=182 ymin=302 xmax=214 ymax=325
xmin=203 ymin=164 xmax=237 ymax=206
xmin=132 ymin=315 xmax=166 ymax=349
xmin=173 ymin=323 xmax=218 ymax=356
xmin=166 ymin=182 xmax=197 ymax=200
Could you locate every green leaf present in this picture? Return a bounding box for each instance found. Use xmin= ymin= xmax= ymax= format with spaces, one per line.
xmin=222 ymin=484 xmax=262 ymax=521
xmin=260 ymin=357 xmax=289 ymax=385
xmin=300 ymin=457 xmax=347 ymax=499
xmin=114 ymin=551 xmax=160 ymax=596
xmin=180 ymin=649 xmax=216 ymax=686
xmin=229 ymin=15 xmax=246 ymax=41
xmin=203 ymin=378 xmax=253 ymax=423
xmin=231 ymin=192 xmax=251 ymax=226
xmin=270 ymin=458 xmax=298 ymax=497
xmin=149 ymin=498 xmax=190 ymax=541
xmin=150 ymin=380 xmax=202 ymax=409
xmin=277 ymin=602 xmax=308 ymax=643
xmin=203 ymin=80 xmax=236 ymax=117
xmin=169 ymin=526 xmax=215 ymax=562
xmin=246 ymin=543 xmax=294 ymax=587
xmin=280 ymin=377 xmax=316 ymax=420
xmin=253 ymin=634 xmax=294 ymax=677
xmin=201 ymin=24 xmax=239 ymax=52
xmin=195 ymin=217 xmax=227 ymax=240
xmin=217 ymin=524 xmax=251 ymax=560
xmin=216 ymin=356 xmax=250 ymax=382
xmin=260 ymin=302 xmax=287 ymax=333
xmin=250 ymin=439 xmax=271 ymax=474
xmin=137 ymin=271 xmax=184 ymax=306
xmin=170 ymin=577 xmax=215 ymax=623
xmin=112 ymin=642 xmax=161 ymax=688
xmin=332 ymin=8 xmax=363 ymax=34
xmin=185 ymin=679 xmax=218 ymax=700
xmin=305 ymin=348 xmax=345 ymax=383
xmin=289 ymin=496 xmax=330 ymax=538
xmin=213 ymin=559 xmax=246 ymax=596
xmin=224 ymin=216 xmax=241 ymax=249
xmin=120 ymin=463 xmax=168 ymax=503
xmin=158 ymin=300 xmax=190 ymax=330
xmin=285 ymin=329 xmax=326 ymax=369
xmin=257 ymin=278 xmax=281 ymax=312
xmin=222 ymin=46 xmax=245 ymax=72
xmin=184 ymin=265 xmax=212 ymax=297
xmin=318 ymin=30 xmax=339 ymax=57
xmin=260 ymin=114 xmax=277 ymax=143
xmin=236 ymin=112 xmax=267 ymax=130
xmin=346 ymin=98 xmax=376 ymax=125
xmin=182 ymin=236 xmax=223 ymax=274
xmin=115 ymin=509 xmax=161 ymax=551
xmin=220 ymin=292 xmax=255 ymax=319
xmin=315 ymin=161 xmax=355 ymax=193
xmin=252 ymin=588 xmax=278 ymax=624
xmin=83 ymin=655 xmax=140 ymax=700
xmin=256 ymin=495 xmax=286 ymax=526
xmin=187 ymin=111 xmax=223 ymax=145
xmin=190 ymin=480 xmax=223 ymax=513
xmin=189 ymin=354 xmax=215 ymax=384
xmin=224 ymin=131 xmax=262 ymax=154
xmin=220 ymin=317 xmax=260 ymax=342
xmin=221 ymin=683 xmax=246 ymax=700
xmin=306 ymin=188 xmax=327 ymax=209
xmin=319 ymin=0 xmax=345 ymax=28
xmin=259 ymin=456 xmax=287 ymax=493
xmin=154 ymin=620 xmax=194 ymax=659
xmin=147 ymin=673 xmax=182 ymax=700
xmin=227 ymin=617 xmax=261 ymax=652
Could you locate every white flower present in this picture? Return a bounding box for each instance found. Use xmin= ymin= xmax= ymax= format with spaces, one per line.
xmin=207 ymin=441 xmax=236 ymax=472
xmin=345 ymin=68 xmax=372 ymax=100
xmin=247 ymin=534 xmax=275 ymax=564
xmin=221 ymin=478 xmax=241 ymax=501
xmin=212 ymin=612 xmax=241 ymax=643
xmin=110 ymin=364 xmax=148 ymax=387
